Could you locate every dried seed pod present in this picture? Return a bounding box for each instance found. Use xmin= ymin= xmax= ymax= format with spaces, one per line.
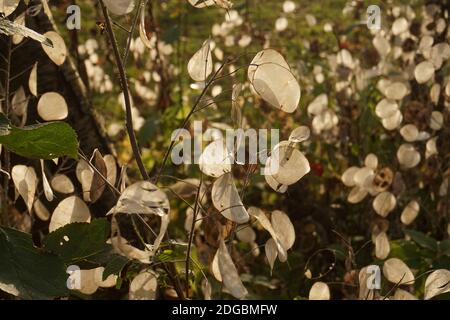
xmin=373 ymin=167 xmax=394 ymax=193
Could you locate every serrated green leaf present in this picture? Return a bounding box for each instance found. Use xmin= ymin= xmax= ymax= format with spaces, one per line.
xmin=0 ymin=227 xmax=69 ymax=299
xmin=0 ymin=113 xmax=78 ymax=159
xmin=43 ymin=219 xmax=109 ymax=263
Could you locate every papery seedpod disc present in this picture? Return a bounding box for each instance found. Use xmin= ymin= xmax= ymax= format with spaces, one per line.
xmin=250 ymin=242 xmax=260 ymax=257
xmin=212 ymin=85 xmax=224 ymax=96
xmin=89 ymin=149 xmax=107 ymax=203
xmin=377 ymin=78 xmax=392 ymax=95
xmin=267 ymin=144 xmax=310 ymax=186
xmin=358 ymin=266 xmax=376 ymax=300
xmin=11 ymin=86 xmax=28 ymax=117
xmin=374 ymin=231 xmax=390 ymax=260
xmin=424 ymin=269 xmax=450 ymax=300
xmin=49 ymin=196 xmax=91 ymax=232
xmin=283 ymin=1 xmax=295 ymax=13
xmin=129 ymin=271 xmax=157 ymax=300
xmin=312 ymin=110 xmax=338 ymax=133
xmin=393 ymin=288 xmax=418 ymax=300
xmin=51 ymin=174 xmax=75 ymax=194
xmin=271 ymin=210 xmax=295 ymax=251
xmin=337 ymin=49 xmax=354 ymax=69
xmin=430 ymin=43 xmax=450 ymax=69
xmin=430 ymin=83 xmax=440 ymax=105
xmin=383 ymin=258 xmax=414 ymax=285
xmin=248 ymin=49 xmax=289 ymax=80
xmin=236 ymin=225 xmax=256 ymax=243
xmin=375 ymin=99 xmax=398 ymax=119
xmin=211 ymin=172 xmax=249 ymax=224
xmin=199 ymin=139 xmax=232 ymax=178
xmin=347 ymin=186 xmax=368 ymax=204
xmin=168 ymin=178 xmax=201 ymax=199
xmin=80 ymin=169 xmax=93 ymax=202
xmin=373 ymin=167 xmax=393 ymax=192
xmin=248 ymin=49 xmax=300 ymax=113
xmin=414 ymin=61 xmax=435 ymax=84
xmin=211 ymin=249 xmax=222 ymax=282
xmin=417 ymin=131 xmax=431 ymax=141
xmin=289 ymin=126 xmax=310 ymax=143
xmin=69 ymin=269 xmax=98 ymax=295
xmin=264 ymin=171 xmax=288 ymax=193
xmin=33 ymin=198 xmax=50 ymax=221
xmin=214 ymin=47 xmax=224 ymax=60
xmin=104 ymin=154 xmax=117 ymax=186
xmin=109 ymin=236 xmax=151 ymax=263
xmin=381 ymin=109 xmax=403 ymax=131
xmin=309 ymin=282 xmax=330 ymax=300
xmin=341 ymin=166 xmax=359 ymax=187
xmin=29 ymin=62 xmax=38 ymax=96
xmin=304 ymin=269 xmax=312 ymax=279
xmin=275 ymin=17 xmax=288 ymax=32
xmin=397 ymin=144 xmax=421 ymax=169
xmin=425 ymin=137 xmax=438 ymax=159
xmin=392 ymin=17 xmax=408 ymax=35
xmin=148 ymin=210 xmax=169 ymax=256
xmin=353 ymin=167 xmax=374 ymax=188
xmin=373 ymin=34 xmax=391 ymax=57
xmin=306 ymin=15 xmax=317 ymax=27
xmin=419 ymin=35 xmax=434 ymax=52
xmin=429 ymin=111 xmax=443 ymax=130
xmin=217 ymin=239 xmax=248 ymax=299
xmin=37 ymin=92 xmax=68 ymax=121
xmin=248 ymin=207 xmax=287 ymax=262
xmin=400 ymin=200 xmax=420 ymax=225
xmin=104 ymin=0 xmax=135 ymax=15
xmin=187 ymin=40 xmax=213 ymax=82
xmin=108 ymin=181 xmax=169 ymax=216
xmin=265 ymin=238 xmax=278 ymax=273
xmin=201 ymin=279 xmax=212 ymax=300
xmin=42 ymin=31 xmax=67 ymax=66
xmin=400 ymin=124 xmax=419 ymax=142
xmin=75 ymin=159 xmax=90 ymax=182
xmin=384 ymin=82 xmax=408 ymax=100
xmin=139 ymin=2 xmax=152 ymax=48
xmin=373 ymin=191 xmax=396 ymax=217
xmin=188 ymin=0 xmax=232 ymax=9
xmin=184 ymin=207 xmax=203 ymax=233
xmin=364 ymin=154 xmax=378 ymax=170
xmin=11 ymin=165 xmax=37 ymax=213
xmin=40 ymin=160 xmax=54 ymax=202
xmin=307 ymin=93 xmax=328 ymax=115
xmin=94 ymin=267 xmax=117 ymax=288
xmin=0 ymin=0 xmax=20 ymax=17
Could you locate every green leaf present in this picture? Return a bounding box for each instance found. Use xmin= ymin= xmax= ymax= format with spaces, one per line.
xmin=0 ymin=113 xmax=78 ymax=159
xmin=389 ymin=240 xmax=424 ymax=269
xmin=404 ymin=230 xmax=438 ymax=252
xmin=439 ymin=239 xmax=450 ymax=257
xmin=0 ymin=227 xmax=69 ymax=299
xmin=43 ymin=219 xmax=109 ymax=263
xmin=102 ymin=255 xmax=129 ymax=281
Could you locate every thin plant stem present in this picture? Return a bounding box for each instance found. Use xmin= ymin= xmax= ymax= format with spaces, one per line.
xmin=98 ymin=0 xmax=149 ymax=181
